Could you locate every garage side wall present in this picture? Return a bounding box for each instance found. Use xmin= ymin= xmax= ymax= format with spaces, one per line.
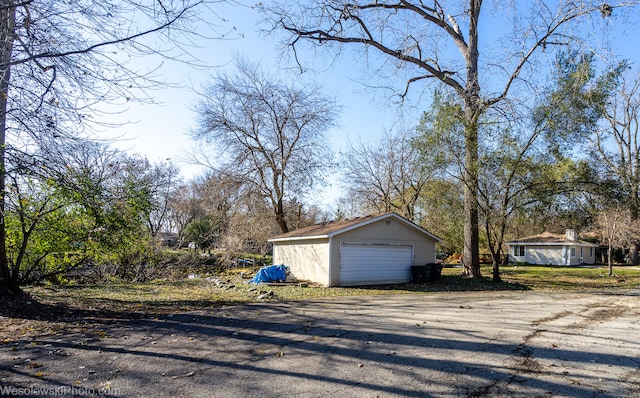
xmin=272 ymin=239 xmax=330 ymax=285
xmin=328 ymin=219 xmax=437 ymax=286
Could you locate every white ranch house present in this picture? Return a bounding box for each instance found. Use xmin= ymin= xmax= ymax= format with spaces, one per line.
xmin=269 ymin=213 xmax=441 ymax=287
xmin=507 ymin=230 xmax=598 ymax=266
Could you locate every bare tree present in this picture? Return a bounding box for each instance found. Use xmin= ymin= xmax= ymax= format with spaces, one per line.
xmin=193 ymin=59 xmax=338 ymax=233
xmin=260 ymin=0 xmax=639 ymax=277
xmin=592 ymin=69 xmax=640 ymax=264
xmin=341 ymin=128 xmax=435 ymax=221
xmin=594 ymin=206 xmax=639 ymax=276
xmin=145 ymin=161 xmax=183 ymax=236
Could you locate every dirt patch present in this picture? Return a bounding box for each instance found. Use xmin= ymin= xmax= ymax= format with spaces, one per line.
xmin=0 ymin=293 xmax=145 ymax=344
xmin=531 ymin=310 xmax=573 ymax=326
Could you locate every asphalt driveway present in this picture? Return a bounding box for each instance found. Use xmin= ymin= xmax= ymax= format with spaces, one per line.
xmin=1 ymin=290 xmax=639 ymax=397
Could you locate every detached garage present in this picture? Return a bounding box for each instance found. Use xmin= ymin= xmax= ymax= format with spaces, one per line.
xmin=268 ymin=213 xmax=441 ymax=287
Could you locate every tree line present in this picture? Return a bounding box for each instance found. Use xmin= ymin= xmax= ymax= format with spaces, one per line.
xmin=3 ymin=1 xmax=640 ymax=296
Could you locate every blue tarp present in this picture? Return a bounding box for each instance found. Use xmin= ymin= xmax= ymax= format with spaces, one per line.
xmin=249 ymin=264 xmax=288 ymax=284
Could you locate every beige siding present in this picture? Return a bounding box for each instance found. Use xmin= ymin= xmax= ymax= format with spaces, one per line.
xmin=526 ymin=246 xmax=564 ymax=265
xmin=328 ymin=218 xmax=437 ymax=286
xmin=273 ymin=239 xmax=330 ymax=285
xmin=568 ymin=245 xmax=579 ymax=265
xmin=513 ymin=244 xmax=598 ymax=266
xmin=581 ymin=246 xmax=596 ymax=264
xmin=570 ymin=245 xmax=596 ymax=265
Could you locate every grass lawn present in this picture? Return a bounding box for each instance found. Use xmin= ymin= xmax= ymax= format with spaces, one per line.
xmin=18 ymin=263 xmax=640 ymax=315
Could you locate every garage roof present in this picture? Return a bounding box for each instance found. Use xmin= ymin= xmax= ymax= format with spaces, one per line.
xmin=269 ymin=212 xmax=442 ymax=243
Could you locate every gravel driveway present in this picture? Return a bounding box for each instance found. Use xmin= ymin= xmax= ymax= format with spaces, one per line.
xmin=1 ymin=290 xmax=639 ymax=397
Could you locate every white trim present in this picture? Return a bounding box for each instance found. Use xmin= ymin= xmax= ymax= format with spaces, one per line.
xmin=506 ymin=242 xmax=598 ymax=247
xmin=328 ymin=236 xmax=333 ymax=285
xmin=268 ymin=235 xmax=328 ymax=243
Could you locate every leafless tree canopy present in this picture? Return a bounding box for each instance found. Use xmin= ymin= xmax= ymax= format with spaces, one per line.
xmin=594 ymin=206 xmax=640 ymax=274
xmin=2 ymin=0 xmax=213 ymax=145
xmin=341 ymin=129 xmax=435 ymax=221
xmin=194 ymin=59 xmax=338 ymax=233
xmin=592 ymin=69 xmax=640 ymax=263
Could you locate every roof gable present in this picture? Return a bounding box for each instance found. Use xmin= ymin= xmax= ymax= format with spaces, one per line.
xmin=269 ymin=212 xmax=441 ymax=243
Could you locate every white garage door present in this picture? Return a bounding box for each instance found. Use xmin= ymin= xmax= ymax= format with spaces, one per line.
xmin=339 ymin=243 xmax=414 ymax=286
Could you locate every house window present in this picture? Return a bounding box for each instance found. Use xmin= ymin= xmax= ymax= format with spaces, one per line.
xmin=571 ymin=247 xmax=576 ymax=257
xmin=590 ymin=248 xmax=593 ymax=257
xmin=513 ymin=245 xmax=525 ymax=256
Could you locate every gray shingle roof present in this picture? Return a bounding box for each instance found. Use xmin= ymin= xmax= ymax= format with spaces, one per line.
xmin=507 ymin=232 xmax=597 ymax=246
xmin=269 ymin=212 xmax=441 ymax=242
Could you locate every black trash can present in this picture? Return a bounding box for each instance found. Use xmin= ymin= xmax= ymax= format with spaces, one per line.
xmin=427 ymin=263 xmax=443 ymax=282
xmin=424 ymin=263 xmax=433 ymax=281
xmin=411 ymin=265 xmax=427 ymax=283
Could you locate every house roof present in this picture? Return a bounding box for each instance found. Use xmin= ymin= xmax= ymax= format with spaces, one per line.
xmin=269 ymin=212 xmax=442 ymax=243
xmin=507 ymin=232 xmax=598 ymax=247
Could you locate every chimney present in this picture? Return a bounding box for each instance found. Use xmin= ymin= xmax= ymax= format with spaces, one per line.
xmin=565 ymin=229 xmax=576 ymax=241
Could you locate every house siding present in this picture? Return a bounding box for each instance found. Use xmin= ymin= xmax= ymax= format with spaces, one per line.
xmin=328 ymin=218 xmax=437 ymax=286
xmin=509 ymin=243 xmax=597 ymax=265
xmin=527 ymin=246 xmax=564 ymax=265
xmin=272 ymin=238 xmax=330 ymax=285
xmin=581 ymin=246 xmax=596 ymax=264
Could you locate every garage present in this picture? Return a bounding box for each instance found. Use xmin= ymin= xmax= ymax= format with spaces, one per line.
xmin=340 ymin=243 xmax=414 ymax=286
xmin=269 ymin=213 xmax=441 ymax=286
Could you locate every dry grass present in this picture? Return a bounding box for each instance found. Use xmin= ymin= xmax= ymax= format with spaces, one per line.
xmin=15 ymin=263 xmax=640 ymax=316
xmin=494 ymin=264 xmax=640 ymax=290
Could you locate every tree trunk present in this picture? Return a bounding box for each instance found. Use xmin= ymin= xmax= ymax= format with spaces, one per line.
xmin=630 ymin=242 xmax=639 ymax=266
xmin=275 ymin=199 xmax=289 ymax=233
xmin=484 ymin=213 xmax=501 ymax=282
xmin=462 ymin=114 xmax=481 ymax=278
xmin=492 ymin=260 xmax=501 ymax=282
xmin=629 ymin=204 xmax=640 ymax=265
xmin=490 ymin=242 xmax=502 ymax=282
xmin=608 ymin=244 xmax=613 ymax=277
xmin=0 ymin=1 xmax=16 ymax=296
xmin=460 ymin=0 xmax=482 ymax=278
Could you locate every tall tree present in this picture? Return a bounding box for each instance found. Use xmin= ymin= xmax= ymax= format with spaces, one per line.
xmin=418 ymin=179 xmax=464 ymax=255
xmin=594 ymin=206 xmax=638 ymax=276
xmin=261 ymin=0 xmax=638 ymax=277
xmin=144 ymin=161 xmax=183 ymax=236
xmin=591 ymin=69 xmax=640 ymax=264
xmin=481 ymin=51 xmax=620 ymax=281
xmin=193 ymin=59 xmax=338 ymax=233
xmin=0 ymin=0 xmax=210 ymax=295
xmin=341 ymin=129 xmax=435 ymax=220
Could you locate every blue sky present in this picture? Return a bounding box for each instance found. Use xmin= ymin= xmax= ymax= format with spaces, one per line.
xmin=110 ymin=1 xmax=640 ymax=208
xmin=111 ymin=2 xmax=410 ymax=187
